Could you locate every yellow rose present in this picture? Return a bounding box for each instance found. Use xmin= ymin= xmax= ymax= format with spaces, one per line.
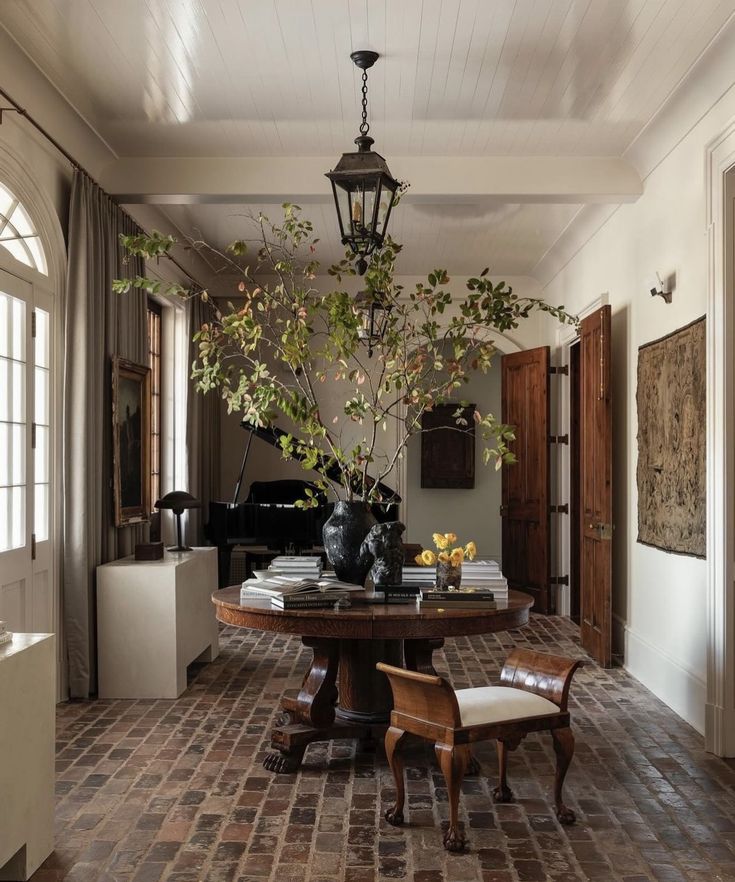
xmin=464 ymin=541 xmax=477 ymax=561
xmin=444 ymin=532 xmax=458 ymax=544
xmin=437 ymin=551 xmax=450 ymax=564
xmin=414 ymin=553 xmax=423 ymax=566
xmin=450 ymin=547 xmax=465 ymax=566
xmin=420 ymin=549 xmax=437 ymax=566
xmin=432 ymin=532 xmax=450 ymax=550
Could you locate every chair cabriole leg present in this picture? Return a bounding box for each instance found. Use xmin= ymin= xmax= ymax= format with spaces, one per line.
xmin=492 ymin=738 xmax=514 ymax=803
xmin=551 ymin=726 xmax=576 ymax=824
xmin=384 ymin=726 xmax=408 ymax=826
xmin=435 ymin=742 xmax=470 ymax=852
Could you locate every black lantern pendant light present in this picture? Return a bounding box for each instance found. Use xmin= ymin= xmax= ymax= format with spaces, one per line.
xmin=354 ymin=289 xmax=393 ymax=357
xmin=326 ymin=51 xmax=400 ymax=275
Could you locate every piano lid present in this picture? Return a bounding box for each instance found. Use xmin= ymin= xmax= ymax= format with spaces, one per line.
xmin=240 ymin=421 xmax=400 ymax=503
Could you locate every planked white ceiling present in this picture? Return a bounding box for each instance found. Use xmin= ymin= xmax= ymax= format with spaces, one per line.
xmin=2 ymin=0 xmax=733 ymax=158
xmin=1 ymin=0 xmax=733 ymax=273
xmin=160 ymin=200 xmax=582 ymax=276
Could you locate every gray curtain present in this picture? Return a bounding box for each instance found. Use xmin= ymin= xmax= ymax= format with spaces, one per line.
xmin=186 ymin=296 xmax=221 ymax=545
xmin=62 ymin=170 xmax=148 ymax=699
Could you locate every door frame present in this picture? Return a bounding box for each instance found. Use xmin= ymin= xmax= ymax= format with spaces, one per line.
xmin=555 ymin=294 xmax=609 ymax=618
xmin=0 ymin=140 xmax=66 ymax=699
xmin=705 ymin=123 xmax=735 ymax=756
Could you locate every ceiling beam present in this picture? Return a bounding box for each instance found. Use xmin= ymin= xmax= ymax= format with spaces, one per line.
xmin=101 ymin=156 xmax=642 ymax=205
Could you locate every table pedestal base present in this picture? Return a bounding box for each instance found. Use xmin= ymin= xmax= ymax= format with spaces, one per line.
xmin=263 ymin=636 xmax=446 ymax=773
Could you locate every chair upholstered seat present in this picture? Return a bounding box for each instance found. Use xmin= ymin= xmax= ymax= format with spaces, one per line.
xmin=455 ymin=686 xmax=560 ymax=727
xmin=378 ymin=648 xmax=583 ymax=852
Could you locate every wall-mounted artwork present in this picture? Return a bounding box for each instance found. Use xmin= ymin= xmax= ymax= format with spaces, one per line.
xmin=421 ymin=403 xmax=475 ymax=489
xmin=636 ymin=317 xmax=705 ymax=557
xmin=112 ymin=357 xmax=151 ymax=526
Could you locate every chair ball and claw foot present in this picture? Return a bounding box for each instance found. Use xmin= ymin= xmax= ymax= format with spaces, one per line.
xmin=377 ymin=648 xmax=584 ymax=852
xmin=492 ymin=781 xmax=514 ymax=803
xmin=263 ymin=748 xmax=305 ymax=773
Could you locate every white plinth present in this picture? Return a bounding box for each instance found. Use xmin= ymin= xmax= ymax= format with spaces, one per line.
xmin=97 ymin=547 xmax=219 ymax=699
xmin=0 ymin=633 xmax=55 ymax=881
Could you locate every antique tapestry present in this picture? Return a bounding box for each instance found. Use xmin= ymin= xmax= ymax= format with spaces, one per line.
xmin=636 ymin=316 xmax=706 ymax=557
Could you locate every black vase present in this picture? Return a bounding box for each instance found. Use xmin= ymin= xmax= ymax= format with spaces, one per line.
xmin=322 ymin=501 xmax=377 ymax=585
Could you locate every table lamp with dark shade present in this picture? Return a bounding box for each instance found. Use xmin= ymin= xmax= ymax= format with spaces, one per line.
xmin=155 ymin=491 xmax=201 ymax=552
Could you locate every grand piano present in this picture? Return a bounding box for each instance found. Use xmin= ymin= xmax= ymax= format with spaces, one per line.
xmin=206 ymin=422 xmax=400 ymax=586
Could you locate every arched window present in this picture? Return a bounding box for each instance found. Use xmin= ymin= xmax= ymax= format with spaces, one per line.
xmin=0 ymin=182 xmax=48 ymax=275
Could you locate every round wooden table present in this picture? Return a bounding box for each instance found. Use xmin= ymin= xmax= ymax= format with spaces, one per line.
xmin=213 ymin=588 xmax=533 ymax=772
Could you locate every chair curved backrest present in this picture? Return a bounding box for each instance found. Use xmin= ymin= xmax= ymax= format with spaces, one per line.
xmin=376 ymin=662 xmax=461 ymax=729
xmin=500 ymin=648 xmax=584 ymax=712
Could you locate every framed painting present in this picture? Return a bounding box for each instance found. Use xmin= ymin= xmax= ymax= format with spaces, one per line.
xmin=420 ymin=403 xmax=476 ymax=489
xmin=112 ymin=356 xmax=151 ymax=526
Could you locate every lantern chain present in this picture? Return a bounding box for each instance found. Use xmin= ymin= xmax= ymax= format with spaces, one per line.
xmin=359 ymin=69 xmax=370 ymax=136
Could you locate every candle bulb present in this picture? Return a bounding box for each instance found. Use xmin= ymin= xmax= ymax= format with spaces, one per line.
xmin=352 ymin=199 xmax=362 ymax=224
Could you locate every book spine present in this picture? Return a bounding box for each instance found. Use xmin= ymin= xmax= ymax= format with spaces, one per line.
xmin=420 ymin=602 xmax=497 ymax=610
xmin=421 ymin=593 xmax=495 ymax=601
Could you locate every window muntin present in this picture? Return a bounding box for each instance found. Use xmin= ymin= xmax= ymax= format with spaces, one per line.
xmin=34 ymin=307 xmax=50 ymax=541
xmin=147 ymin=301 xmax=162 ymax=507
xmin=0 ymin=290 xmax=27 ymax=551
xmin=0 ymin=183 xmax=48 ymax=275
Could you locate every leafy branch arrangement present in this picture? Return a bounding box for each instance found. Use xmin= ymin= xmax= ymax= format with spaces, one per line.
xmin=114 ymin=205 xmax=577 ymax=506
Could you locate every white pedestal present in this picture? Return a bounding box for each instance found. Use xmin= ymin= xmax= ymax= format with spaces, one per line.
xmin=97 ymin=547 xmax=219 ymax=699
xmin=0 ymin=634 xmax=55 ymax=881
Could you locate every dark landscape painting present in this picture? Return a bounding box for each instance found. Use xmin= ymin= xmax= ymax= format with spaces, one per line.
xmin=113 ymin=357 xmax=151 ymax=526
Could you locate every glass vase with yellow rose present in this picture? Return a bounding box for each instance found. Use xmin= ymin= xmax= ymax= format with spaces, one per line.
xmin=415 ymin=533 xmax=478 ymax=591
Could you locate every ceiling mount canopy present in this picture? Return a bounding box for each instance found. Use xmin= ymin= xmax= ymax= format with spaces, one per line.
xmin=326 ymin=50 xmax=401 ymax=275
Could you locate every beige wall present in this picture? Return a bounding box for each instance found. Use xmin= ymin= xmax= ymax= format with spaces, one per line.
xmin=404 ymin=351 xmax=502 ymax=559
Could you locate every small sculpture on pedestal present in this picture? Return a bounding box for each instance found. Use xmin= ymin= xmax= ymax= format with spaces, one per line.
xmin=360 ymin=521 xmax=406 ymax=588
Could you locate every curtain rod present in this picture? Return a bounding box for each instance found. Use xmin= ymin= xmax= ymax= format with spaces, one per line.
xmin=0 ymin=85 xmax=202 ymax=289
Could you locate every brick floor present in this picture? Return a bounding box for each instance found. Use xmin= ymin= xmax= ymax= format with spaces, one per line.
xmin=35 ymin=616 xmax=735 ymax=882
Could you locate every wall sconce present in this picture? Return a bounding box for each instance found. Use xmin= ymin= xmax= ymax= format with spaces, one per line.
xmin=649 ymin=272 xmax=673 ymax=304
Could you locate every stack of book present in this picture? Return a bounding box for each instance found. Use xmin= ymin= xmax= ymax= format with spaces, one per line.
xmin=460 ymin=560 xmax=509 ymax=599
xmin=400 ymin=565 xmax=438 ymax=587
xmin=268 ymin=555 xmax=323 ymax=579
xmin=420 ymin=588 xmax=497 ymax=610
xmin=0 ymin=620 xmax=12 ymax=647
xmin=240 ymin=575 xmax=359 ymax=610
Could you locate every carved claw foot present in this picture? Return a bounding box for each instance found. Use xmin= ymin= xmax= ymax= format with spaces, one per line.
xmin=384 ymin=806 xmax=404 ymax=826
xmin=466 ymin=755 xmax=482 ymax=776
xmin=556 ymin=804 xmax=576 ymax=825
xmin=442 ymin=827 xmax=467 ymax=853
xmin=263 ymin=750 xmax=304 ymax=773
xmin=492 ymin=783 xmax=514 ymax=803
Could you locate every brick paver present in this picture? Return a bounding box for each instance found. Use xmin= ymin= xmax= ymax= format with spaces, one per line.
xmin=35 ymin=616 xmax=735 ymax=881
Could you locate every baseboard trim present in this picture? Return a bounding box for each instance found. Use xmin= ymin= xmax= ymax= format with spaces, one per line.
xmin=614 ymin=616 xmax=706 ymax=736
xmin=705 ymin=702 xmax=735 ymax=756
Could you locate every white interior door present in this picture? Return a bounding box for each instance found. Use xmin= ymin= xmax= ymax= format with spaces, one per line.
xmin=0 ymin=267 xmax=55 ymax=633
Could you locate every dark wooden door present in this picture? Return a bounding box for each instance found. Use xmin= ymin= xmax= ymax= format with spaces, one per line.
xmin=579 ymin=305 xmax=612 ymax=666
xmin=501 ymin=347 xmax=550 ymax=613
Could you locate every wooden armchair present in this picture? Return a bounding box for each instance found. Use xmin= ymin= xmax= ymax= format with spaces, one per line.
xmin=377 ymin=648 xmax=584 ymax=852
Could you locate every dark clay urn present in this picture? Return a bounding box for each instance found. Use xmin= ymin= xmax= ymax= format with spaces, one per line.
xmin=322 ymin=501 xmax=377 ymax=585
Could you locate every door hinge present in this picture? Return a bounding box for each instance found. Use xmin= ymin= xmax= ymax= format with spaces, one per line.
xmin=550 ymin=575 xmax=569 ymax=586
xmin=31 ymin=310 xmax=36 ymax=338
xmin=31 ymin=422 xmax=36 ymax=449
xmin=588 ymin=522 xmax=614 ymax=540
xmin=549 ymin=365 xmax=569 ymax=375
xmin=499 ymin=505 xmax=508 ymax=517
xmin=31 ymin=532 xmax=36 ymax=560
xmin=549 ymin=434 xmax=569 ymax=445
xmin=550 ymin=504 xmax=569 ymax=514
